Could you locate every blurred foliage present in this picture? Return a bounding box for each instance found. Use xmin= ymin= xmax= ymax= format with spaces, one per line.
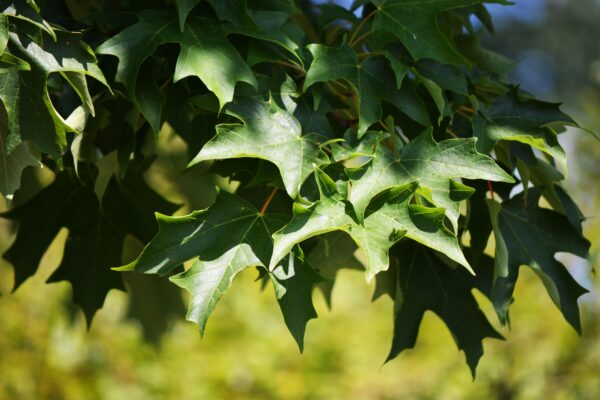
xmin=1 ymin=239 xmax=599 ymax=400
xmin=1 ymin=0 xmax=600 ymax=398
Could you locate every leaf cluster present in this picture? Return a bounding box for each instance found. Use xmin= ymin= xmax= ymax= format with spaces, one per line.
xmin=0 ymin=0 xmax=592 ymax=374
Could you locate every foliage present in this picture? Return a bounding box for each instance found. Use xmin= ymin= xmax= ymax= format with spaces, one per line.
xmin=0 ymin=0 xmax=592 ymax=374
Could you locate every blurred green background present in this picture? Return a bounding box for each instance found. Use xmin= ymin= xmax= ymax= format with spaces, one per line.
xmin=1 ymin=1 xmax=599 ymax=399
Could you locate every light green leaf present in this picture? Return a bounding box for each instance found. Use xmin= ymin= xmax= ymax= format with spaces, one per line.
xmin=123 ymin=190 xmax=286 ymax=275
xmin=354 ymin=182 xmax=471 ymax=278
xmin=189 ymin=99 xmax=328 ymax=198
xmin=271 ymin=171 xmax=471 ymax=279
xmin=270 ymin=196 xmax=354 ymax=272
xmin=347 ymin=129 xmax=514 ymax=228
xmin=170 ymin=244 xmax=262 ymax=336
xmin=0 ymin=14 xmax=8 ymax=55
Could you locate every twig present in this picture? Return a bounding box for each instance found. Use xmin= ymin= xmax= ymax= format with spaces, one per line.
xmin=349 ymin=9 xmax=377 ymax=47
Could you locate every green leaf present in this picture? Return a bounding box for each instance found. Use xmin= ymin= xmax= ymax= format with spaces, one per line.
xmin=170 ymin=244 xmax=262 ymax=336
xmin=0 ymin=139 xmax=40 ymax=198
xmin=1 ymin=162 xmax=177 ymax=322
xmin=206 ymin=0 xmax=257 ymax=26
xmin=454 ymin=33 xmax=514 ymax=76
xmin=356 ymin=182 xmax=471 ymax=277
xmin=270 ymin=194 xmax=354 ymax=271
xmin=102 ymin=160 xmax=180 ymax=243
xmin=271 ymin=171 xmax=471 ymax=280
xmin=0 ymin=14 xmax=8 ymax=55
xmin=415 ymin=59 xmax=469 ymax=95
xmin=124 ymin=272 xmax=186 ymax=343
xmin=189 ymin=99 xmax=328 ymax=198
xmin=96 ymin=10 xmax=256 ymax=130
xmin=124 ymin=190 xmax=286 ymax=275
xmin=347 ymin=129 xmax=514 ymax=228
xmin=1 ymin=30 xmax=108 ymax=156
xmin=0 ymin=66 xmax=68 ymax=157
xmin=304 ymin=44 xmax=399 ymax=135
xmin=1 ymin=1 xmax=56 ymax=40
xmin=488 ymin=190 xmax=590 ymax=333
xmin=307 ymin=232 xmax=363 ymax=307
xmin=386 ymin=242 xmax=503 ymax=376
xmin=1 ymin=171 xmax=125 ymax=323
xmin=175 ymin=0 xmax=201 ymax=30
xmin=372 ymin=0 xmax=510 ymax=65
xmin=271 ymin=252 xmax=323 ymax=350
xmin=478 ymin=92 xmax=576 ymax=172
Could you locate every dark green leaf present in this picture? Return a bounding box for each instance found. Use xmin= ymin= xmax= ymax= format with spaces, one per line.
xmin=386 ymin=242 xmax=503 ymax=376
xmin=488 ymin=190 xmax=590 ymax=332
xmin=372 ymin=0 xmax=510 ymax=65
xmin=271 ymin=252 xmax=323 ymax=350
xmin=96 ymin=10 xmax=256 ymax=130
xmin=304 ymin=44 xmax=400 ymax=135
xmin=2 ymin=171 xmax=125 ymax=323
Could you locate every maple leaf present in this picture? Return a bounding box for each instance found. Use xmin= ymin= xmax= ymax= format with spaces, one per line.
xmin=372 ymin=0 xmax=511 ymax=65
xmin=0 ymin=28 xmax=108 ymax=157
xmin=188 ymin=99 xmax=328 ymax=198
xmin=304 ymin=44 xmax=400 ymax=135
xmin=170 ymin=244 xmax=263 ymax=336
xmin=475 ymin=92 xmax=577 ymax=173
xmin=488 ymin=189 xmax=590 ymax=332
xmin=347 ymin=129 xmax=514 ymax=228
xmin=271 ymin=170 xmax=471 ymax=280
xmin=0 ymin=0 xmax=592 ymax=374
xmin=270 ymin=251 xmax=324 ymax=350
xmin=0 ymin=140 xmax=40 ymax=197
xmin=415 ymin=59 xmax=469 ymax=95
xmin=96 ymin=10 xmax=257 ymax=131
xmin=385 ymin=242 xmax=503 ymax=376
xmin=307 ymin=232 xmax=363 ymax=308
xmin=1 ymin=164 xmax=177 ymax=323
xmin=1 ymin=172 xmax=124 ymax=323
xmin=0 ymin=1 xmax=55 ymax=39
xmin=123 ymin=190 xmax=287 ymax=275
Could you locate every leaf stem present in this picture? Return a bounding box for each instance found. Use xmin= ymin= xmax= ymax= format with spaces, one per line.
xmin=455 ymin=109 xmax=473 ymax=119
xmin=446 ymin=128 xmax=459 ymax=138
xmin=259 ymin=187 xmax=278 ymax=215
xmin=272 ymin=60 xmax=305 ymax=76
xmin=351 ymin=30 xmax=374 ymax=48
xmin=487 ymin=180 xmax=495 ymax=200
xmin=459 ymin=106 xmax=476 ymax=114
xmin=357 ymin=51 xmax=385 ymax=59
xmin=349 ymin=9 xmax=377 ymax=47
